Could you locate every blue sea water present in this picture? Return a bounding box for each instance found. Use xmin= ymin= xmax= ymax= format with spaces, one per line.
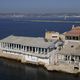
xmin=0 ymin=18 xmax=80 ymax=39
xmin=0 ymin=17 xmax=80 ymax=80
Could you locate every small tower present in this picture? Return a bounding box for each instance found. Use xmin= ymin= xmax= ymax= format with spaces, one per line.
xmin=72 ymin=25 xmax=75 ymax=29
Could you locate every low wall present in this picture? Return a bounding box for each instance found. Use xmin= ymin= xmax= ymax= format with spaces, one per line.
xmin=0 ymin=50 xmax=49 ymax=65
xmin=0 ymin=50 xmax=80 ymax=74
xmin=0 ymin=50 xmax=24 ymax=61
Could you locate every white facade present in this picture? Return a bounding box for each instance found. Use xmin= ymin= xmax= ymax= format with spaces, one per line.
xmin=25 ymin=55 xmax=38 ymax=62
xmin=2 ymin=50 xmax=50 ymax=64
xmin=0 ymin=35 xmax=58 ymax=65
xmin=45 ymin=31 xmax=60 ymax=40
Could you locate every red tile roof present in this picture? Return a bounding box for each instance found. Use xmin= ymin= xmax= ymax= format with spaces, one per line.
xmin=64 ymin=26 xmax=80 ymax=36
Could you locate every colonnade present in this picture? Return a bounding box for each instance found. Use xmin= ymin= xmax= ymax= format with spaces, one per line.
xmin=65 ymin=36 xmax=80 ymax=40
xmin=58 ymin=54 xmax=80 ymax=64
xmin=64 ymin=55 xmax=80 ymax=61
xmin=0 ymin=42 xmax=50 ymax=54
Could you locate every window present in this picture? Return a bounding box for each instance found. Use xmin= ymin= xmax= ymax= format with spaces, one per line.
xmin=71 ymin=45 xmax=74 ymax=48
xmin=52 ymin=36 xmax=57 ymax=38
xmin=73 ymin=36 xmax=75 ymax=40
xmin=64 ymin=55 xmax=67 ymax=61
xmin=76 ymin=37 xmax=78 ymax=40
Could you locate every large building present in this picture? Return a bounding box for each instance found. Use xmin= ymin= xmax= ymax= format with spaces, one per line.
xmin=0 ymin=35 xmax=59 ymax=65
xmin=0 ymin=26 xmax=80 ymax=72
xmin=58 ymin=26 xmax=80 ymax=69
xmin=64 ymin=25 xmax=80 ymax=41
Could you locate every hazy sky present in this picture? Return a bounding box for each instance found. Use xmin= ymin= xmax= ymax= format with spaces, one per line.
xmin=0 ymin=0 xmax=80 ymax=13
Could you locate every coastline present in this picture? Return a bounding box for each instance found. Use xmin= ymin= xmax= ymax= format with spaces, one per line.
xmin=30 ymin=20 xmax=80 ymax=23
xmin=0 ymin=50 xmax=79 ymax=74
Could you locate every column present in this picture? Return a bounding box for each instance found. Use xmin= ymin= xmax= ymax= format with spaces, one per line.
xmin=3 ymin=42 xmax=5 ymax=48
xmin=7 ymin=43 xmax=9 ymax=49
xmin=21 ymin=45 xmax=22 ymax=50
xmin=18 ymin=44 xmax=21 ymax=50
xmin=33 ymin=47 xmax=35 ymax=53
xmin=1 ymin=42 xmax=3 ymax=48
xmin=2 ymin=42 xmax=4 ymax=48
xmin=23 ymin=45 xmax=24 ymax=51
xmin=37 ymin=47 xmax=39 ymax=54
xmin=35 ymin=47 xmax=37 ymax=53
xmin=5 ymin=43 xmax=8 ymax=49
xmin=40 ymin=48 xmax=42 ymax=53
xmin=41 ymin=48 xmax=43 ymax=54
xmin=47 ymin=48 xmax=49 ymax=53
xmin=69 ymin=55 xmax=71 ymax=63
xmin=28 ymin=46 xmax=30 ymax=52
xmin=26 ymin=46 xmax=28 ymax=52
xmin=2 ymin=42 xmax=5 ymax=48
xmin=43 ymin=48 xmax=45 ymax=54
xmin=32 ymin=47 xmax=33 ymax=53
xmin=8 ymin=43 xmax=10 ymax=49
xmin=36 ymin=47 xmax=39 ymax=53
xmin=77 ymin=56 xmax=79 ymax=61
xmin=15 ymin=44 xmax=17 ymax=50
xmin=10 ymin=43 xmax=12 ymax=49
xmin=22 ymin=45 xmax=24 ymax=51
xmin=23 ymin=46 xmax=25 ymax=52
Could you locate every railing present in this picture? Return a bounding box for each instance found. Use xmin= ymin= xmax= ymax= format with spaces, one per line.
xmin=58 ymin=59 xmax=79 ymax=66
xmin=1 ymin=47 xmax=50 ymax=58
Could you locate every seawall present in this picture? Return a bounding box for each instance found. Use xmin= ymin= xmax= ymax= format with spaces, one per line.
xmin=0 ymin=49 xmax=80 ymax=74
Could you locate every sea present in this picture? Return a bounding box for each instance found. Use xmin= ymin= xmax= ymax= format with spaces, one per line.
xmin=0 ymin=17 xmax=80 ymax=80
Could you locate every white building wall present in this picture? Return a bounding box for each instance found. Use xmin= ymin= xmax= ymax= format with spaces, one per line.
xmin=51 ymin=33 xmax=59 ymax=40
xmin=2 ymin=50 xmax=50 ymax=64
xmin=25 ymin=55 xmax=38 ymax=62
xmin=61 ymin=55 xmax=65 ymax=60
xmin=49 ymin=50 xmax=58 ymax=64
xmin=58 ymin=54 xmax=62 ymax=60
xmin=3 ymin=50 xmax=7 ymax=53
xmin=38 ymin=58 xmax=49 ymax=65
xmin=25 ymin=55 xmax=49 ymax=64
xmin=58 ymin=54 xmax=65 ymax=60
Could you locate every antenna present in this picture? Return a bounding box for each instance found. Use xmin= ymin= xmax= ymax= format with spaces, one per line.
xmin=72 ymin=25 xmax=75 ymax=29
